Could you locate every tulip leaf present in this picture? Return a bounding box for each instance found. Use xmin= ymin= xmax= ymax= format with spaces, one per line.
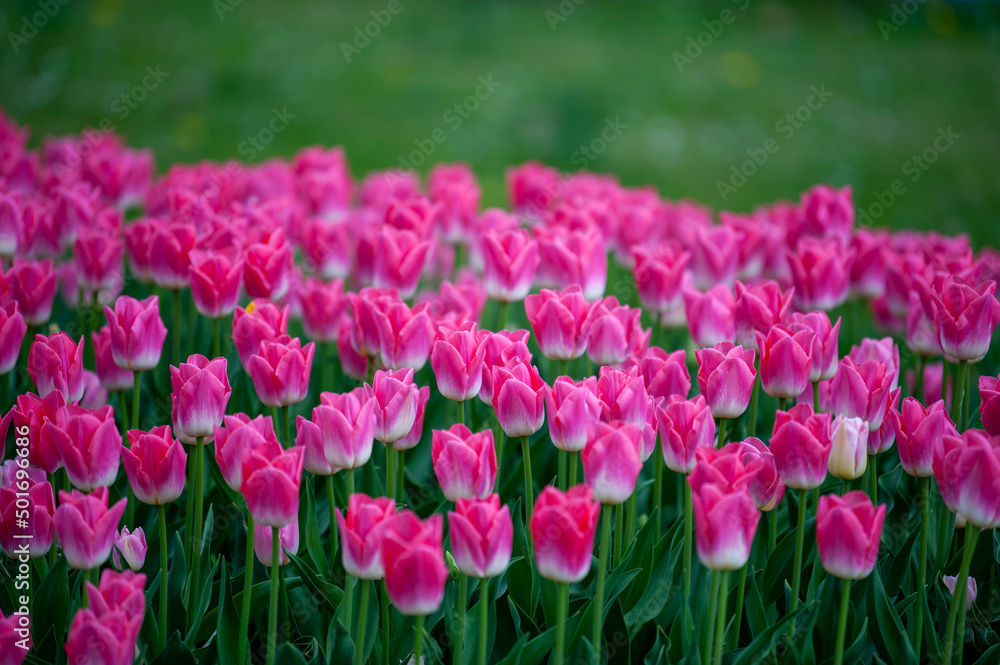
xmin=139 ymin=581 xmax=160 ymax=662
xmin=745 ymin=570 xmax=773 ymax=639
xmin=643 ymin=626 xmax=670 ymax=665
xmin=840 ymin=616 xmax=868 ymax=665
xmin=867 ymin=567 xmax=916 ymax=664
xmin=762 ymin=518 xmax=815 ymax=607
xmin=275 ymin=643 xmax=310 ymax=665
xmin=196 ymin=576 xmax=305 ymax=643
xmin=461 ymin=583 xmax=498 ymax=665
xmin=568 ymin=567 xmax=640 ymax=651
xmin=31 ymin=555 xmax=69 ymax=660
xmin=624 ymin=530 xmax=682 ymax=630
xmin=285 ymin=549 xmax=344 ymax=613
xmin=885 ymin=522 xmax=920 ymax=596
xmin=185 ymin=558 xmax=219 ymax=647
xmin=149 ymin=633 xmax=196 ymax=665
xmin=325 ymin=620 xmax=355 ymax=665
xmin=302 ymin=480 xmax=328 ymax=577
xmin=972 ymin=644 xmax=1000 ymax=665
xmin=167 ymin=532 xmax=188 ymax=638
xmin=726 ymin=603 xmax=809 ymax=665
xmin=216 ymin=558 xmax=240 ymax=665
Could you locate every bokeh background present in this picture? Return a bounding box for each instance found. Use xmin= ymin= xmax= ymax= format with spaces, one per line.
xmin=3 ymin=0 xmax=999 ymax=246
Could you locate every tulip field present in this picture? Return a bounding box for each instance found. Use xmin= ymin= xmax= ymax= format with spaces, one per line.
xmin=1 ymin=102 xmax=1000 ymax=665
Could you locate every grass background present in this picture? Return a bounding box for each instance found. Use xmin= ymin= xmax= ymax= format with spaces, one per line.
xmin=2 ymin=0 xmax=999 ymax=247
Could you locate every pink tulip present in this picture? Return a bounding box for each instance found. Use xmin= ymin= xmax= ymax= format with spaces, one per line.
xmin=254 ymin=519 xmax=299 ymax=567
xmin=906 ymin=277 xmax=943 ymax=357
xmin=479 ymin=329 xmax=531 ymax=404
xmin=432 ymin=424 xmax=497 ymax=501
xmin=943 ymin=575 xmax=978 ymax=611
xmin=346 ymin=287 xmax=398 ymax=360
xmin=816 ymin=491 xmax=885 ymax=579
xmin=932 ymin=276 xmax=1000 ymax=362
xmin=189 ymin=249 xmax=244 ymax=319
xmin=800 ymin=184 xmax=854 ymax=241
xmin=530 ymin=485 xmax=599 ymax=583
xmin=757 ymin=324 xmax=814 ymax=400
xmin=46 ymin=404 xmax=120 ymax=491
xmin=381 ymin=511 xmax=449 ymax=615
xmin=248 ymin=337 xmax=314 ymax=408
xmin=113 ymin=527 xmax=147 ymax=572
xmin=27 ymin=332 xmax=85 ymax=402
xmin=828 ymin=415 xmax=868 ymax=481
xmin=91 ymin=326 xmax=132 ymax=392
xmin=636 ymin=347 xmax=691 ymax=401
xmin=867 ymin=387 xmax=900 ymax=455
xmin=0 ymin=609 xmax=29 ymax=665
xmin=482 ymin=228 xmax=539 ymax=302
xmin=309 ymin=388 xmax=378 ymax=469
xmin=7 ymin=257 xmax=57 ymax=325
xmin=849 ymin=337 xmax=900 ymax=391
xmin=695 ymin=342 xmax=757 ymax=419
xmin=394 ymin=385 xmax=430 ymax=451
xmin=338 ymin=314 xmax=369 ymax=380
xmin=895 ymin=397 xmax=956 ymax=478
xmin=123 ymin=218 xmax=157 ymax=283
xmin=656 ymin=395 xmax=716 ymax=474
xmin=0 ymin=301 xmax=26 ymax=375
xmin=597 ymin=365 xmax=649 ymax=429
xmin=336 ymin=493 xmax=396 ymax=579
xmin=688 ymin=464 xmax=760 ymax=570
xmin=374 ymin=299 xmax=433 ymax=370
xmin=0 ymin=468 xmax=55 ymax=558
xmin=582 ymin=421 xmax=643 ymax=504
xmin=149 ymin=222 xmax=196 ymax=289
xmin=848 ymin=229 xmax=888 ymax=298
xmin=296 ymin=416 xmax=338 ymax=476
xmin=684 ymin=285 xmax=736 ymax=348
xmin=770 ymin=404 xmax=833 ymax=490
xmin=729 ymin=438 xmax=785 ymax=511
xmin=448 ymin=495 xmax=513 ymax=578
xmin=534 ymin=225 xmax=607 ymax=299
xmin=632 ymin=241 xmax=691 ymax=316
xmin=788 ymin=311 xmax=841 ymax=383
xmin=373 ymin=226 xmax=431 ymax=300
xmin=232 ymin=300 xmax=289 ymax=371
xmin=13 ymin=391 xmax=66 ymax=473
xmin=689 ymin=224 xmax=740 ymax=290
xmin=430 ymin=321 xmax=487 ymax=401
xmin=122 ymin=425 xmax=187 ymax=505
xmin=524 ymin=286 xmax=596 ymax=361
xmin=170 ymin=354 xmax=231 ymax=443
xmin=787 ymin=237 xmax=855 ymax=311
xmin=243 ymin=230 xmax=293 ymax=300
xmin=53 ymin=486 xmax=127 ymax=570
xmin=79 ymin=370 xmax=108 ymax=409
xmin=492 ymin=358 xmax=547 ymax=437
xmin=934 ymin=430 xmax=1000 ymax=528
xmin=65 ymin=569 xmax=145 ymax=665
xmin=733 ymin=280 xmax=794 ymax=350
xmin=240 ymin=439 xmax=304 ymax=527
xmin=587 ymin=297 xmax=650 ymax=367
xmin=363 ymin=368 xmax=417 ymax=444
xmin=298 ymin=277 xmax=347 ymax=343
xmin=830 ymin=357 xmax=893 ymax=431
xmin=214 ymin=414 xmax=279 ymax=492
xmin=104 ymin=295 xmax=167 ymax=371
xmin=74 ymin=228 xmax=123 ymax=292
xmin=544 ymin=376 xmax=602 ymax=452
xmin=980 ymin=376 xmax=1000 ymax=436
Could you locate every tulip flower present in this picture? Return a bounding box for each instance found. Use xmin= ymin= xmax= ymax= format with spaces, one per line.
xmin=74 ymin=228 xmax=123 ymax=291
xmin=728 ymin=437 xmax=785 ymax=511
xmin=906 ymin=277 xmax=943 ymax=357
xmin=830 ymin=357 xmax=893 ymax=431
xmin=530 ymin=485 xmax=599 ymax=583
xmin=27 ymin=332 xmax=85 ymax=402
xmin=309 ymin=388 xmax=378 ymax=470
xmin=104 ymin=295 xmax=168 ymax=371
xmin=394 ymin=385 xmax=429 ymax=451
xmin=756 ymin=324 xmax=814 ymax=400
xmin=0 ymin=470 xmax=55 ymax=558
xmin=534 ymin=225 xmax=607 ymax=299
xmin=816 ymin=491 xmax=884 ymax=579
xmin=479 ymin=328 xmax=532 ymax=404
xmin=770 ymin=404 xmax=833 ymax=490
xmin=381 ymin=510 xmax=449 ymax=616
xmin=931 ymin=275 xmax=1000 ymax=363
xmin=91 ymin=326 xmax=133 ymax=392
xmin=432 ymin=424 xmax=497 ymax=501
xmin=544 ymin=376 xmax=602 ymax=453
xmin=53 ymin=486 xmax=127 ymax=570
xmin=232 ymin=300 xmax=290 ymax=371
xmin=582 ymin=422 xmax=643 ymax=505
xmin=894 ymin=397 xmax=955 ymax=479
xmin=683 ymin=285 xmax=736 ymax=348
xmin=13 ymin=391 xmax=67 ymax=473
xmin=656 ymin=395 xmax=716 ymax=474
xmin=934 ymin=430 xmax=1000 ymax=529
xmin=149 ymin=222 xmax=196 ymax=289
xmin=122 ymin=425 xmax=187 ymax=505
xmin=448 ymin=495 xmax=513 ymax=579
xmin=695 ymin=342 xmax=757 ymax=420
xmin=189 ymin=249 xmax=244 ymax=319
xmin=375 ymin=299 xmax=434 ymax=370
xmin=240 ymin=440 xmax=304 ymax=528
xmin=346 ymin=287 xmax=398 ymax=361
xmin=689 ymin=224 xmax=740 ymax=289
xmin=336 ymin=493 xmax=396 ymax=579
xmin=46 ymin=404 xmax=120 ymax=491
xmin=431 ymin=321 xmax=488 ymax=402
xmin=248 ymin=337 xmax=314 ymax=409
xmin=124 ymin=218 xmax=157 ymax=283
xmin=65 ymin=570 xmax=146 ymax=665
xmin=481 ymin=228 xmax=539 ymax=302
xmin=637 ymin=347 xmax=691 ymax=401
xmin=113 ymin=527 xmax=147 ymax=571
xmin=1 ymin=608 xmax=29 ymax=665
xmin=942 ymin=575 xmax=977 ymax=611
xmin=373 ymin=226 xmax=432 ymax=300
xmin=867 ymin=388 xmax=900 ymax=455
xmin=732 ymin=281 xmax=793 ymax=350
xmin=688 ymin=468 xmax=760 ymax=570
xmin=597 ymin=366 xmax=649 ymax=429
xmin=980 ymin=375 xmax=1000 ymax=436
xmin=632 ymin=241 xmax=690 ymax=316
xmin=299 ymin=276 xmax=347 ymax=344
xmin=827 ymin=415 xmax=868 ymax=481
xmin=254 ymin=520 xmax=299 ymax=566
xmin=170 ymin=354 xmax=231 ymax=443
xmin=369 ymin=368 xmax=420 ymax=444
xmin=524 ymin=286 xmax=597 ymax=362
xmin=338 ymin=314 xmax=369 ymax=380
xmin=787 ymin=237 xmax=855 ymax=311
xmin=788 ymin=310 xmax=841 ymax=383
xmin=587 ymin=297 xmax=650 ymax=367
xmin=0 ymin=301 xmax=26 ymax=375
xmin=244 ymin=230 xmax=293 ymax=300
xmin=7 ymin=257 xmax=58 ymax=326
xmin=214 ymin=414 xmax=280 ymax=492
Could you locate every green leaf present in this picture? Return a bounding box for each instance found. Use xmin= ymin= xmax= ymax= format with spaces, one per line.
xmin=325 ymin=620 xmax=355 ymax=665
xmin=303 ymin=480 xmax=328 ymax=577
xmin=624 ymin=531 xmax=682 ymax=630
xmin=275 ymin=643 xmax=310 ymax=665
xmin=185 ymin=559 xmax=219 ymax=647
xmin=217 ymin=558 xmax=240 ymax=665
xmin=568 ymin=568 xmax=641 ymax=652
xmin=762 ymin=526 xmax=800 ymax=607
xmin=972 ymin=644 xmax=1000 ymax=665
xmin=167 ymin=532 xmax=187 ymax=638
xmin=867 ymin=567 xmax=916 ymax=664
xmin=149 ymin=633 xmax=196 ymax=665
xmin=643 ymin=627 xmax=670 ymax=665
xmin=461 ymin=581 xmax=497 ymax=665
xmin=197 ymin=576 xmax=306 ymax=643
xmin=885 ymin=522 xmax=920 ymax=596
xmin=32 ymin=556 xmax=69 ymax=660
xmin=838 ymin=617 xmax=868 ymax=665
xmin=286 ymin=550 xmax=344 ymax=613
xmin=726 ymin=604 xmax=809 ymax=665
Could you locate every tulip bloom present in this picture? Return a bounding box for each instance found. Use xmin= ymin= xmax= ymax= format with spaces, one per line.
xmin=189 ymin=249 xmax=244 ymax=319
xmin=448 ymin=495 xmax=513 ymax=579
xmin=544 ymin=376 xmax=602 ymax=452
xmin=656 ymin=395 xmax=716 ymax=474
xmin=149 ymin=222 xmax=196 ymax=289
xmin=232 ymin=300 xmax=290 ymax=371
xmin=632 ymin=242 xmax=690 ymax=316
xmin=830 ymin=358 xmax=893 ymax=431
xmin=74 ymin=229 xmax=123 ymax=291
xmin=582 ymin=422 xmax=644 ymax=505
xmin=0 ymin=470 xmax=55 ymax=558
xmin=932 ymin=276 xmax=1000 ymax=362
xmin=491 ymin=358 xmax=547 ymax=437
xmin=733 ymin=280 xmax=794 ymax=350
xmin=980 ymin=375 xmax=1000 ymax=436
xmin=346 ymin=287 xmax=398 ymax=360
xmin=104 ymin=295 xmax=168 ymax=371
xmin=481 ymin=228 xmax=539 ymax=302
xmin=394 ymin=385 xmax=429 ymax=451
xmin=373 ymin=226 xmax=431 ymax=300
xmin=828 ymin=415 xmax=868 ymax=481
xmin=243 ymin=231 xmax=293 ymax=300
xmin=0 ymin=301 xmax=26 ymax=375
xmin=53 ymin=486 xmax=128 ymax=570
xmin=369 ymin=368 xmax=421 ymax=444
xmin=637 ymin=347 xmax=691 ymax=401
xmin=431 ymin=321 xmax=488 ymax=400
xmin=14 ymin=391 xmax=67 ymax=473
xmin=524 ymin=286 xmax=597 ymax=361
xmin=336 ymin=493 xmax=396 ymax=579
xmin=170 ymin=354 xmax=231 ymax=443
xmin=757 ymin=325 xmax=814 ymax=399
xmin=7 ymin=257 xmax=58 ymax=326
xmin=695 ymin=342 xmax=757 ymax=419
xmin=730 ymin=438 xmax=785 ymax=511
xmin=113 ymin=527 xmax=147 ymax=572
xmin=688 ymin=468 xmax=760 ymax=570
xmin=587 ymin=297 xmax=650 ymax=367
xmin=788 ymin=311 xmax=841 ymax=383
xmin=309 ymin=389 xmax=378 ymax=469
xmin=381 ymin=511 xmax=449 ymax=615
xmin=770 ymin=404 xmax=833 ymax=490
xmin=299 ymin=277 xmax=347 ymax=343
xmin=122 ymin=425 xmax=187 ymax=505
xmin=895 ymin=397 xmax=956 ymax=478
xmin=375 ymin=300 xmax=434 ymax=370
xmin=683 ymin=285 xmax=736 ymax=348
xmin=596 ymin=365 xmax=649 ymax=429
xmin=530 ymin=485 xmax=600 ymax=583
xmin=240 ymin=441 xmax=304 ymax=527
xmin=65 ymin=569 xmax=146 ymax=665
xmin=248 ymin=337 xmax=314 ymax=408
xmin=46 ymin=404 xmax=120 ymax=491
xmin=91 ymin=326 xmax=133 ymax=392
xmin=214 ymin=414 xmax=279 ymax=492
xmin=432 ymin=424 xmax=497 ymax=501
xmin=254 ymin=520 xmax=299 ymax=567
xmin=787 ymin=237 xmax=855 ymax=311
xmin=27 ymin=332 xmax=85 ymax=402
xmin=943 ymin=576 xmax=978 ymax=611
xmin=816 ymin=491 xmax=885 ymax=579
xmin=934 ymin=430 xmax=1000 ymax=528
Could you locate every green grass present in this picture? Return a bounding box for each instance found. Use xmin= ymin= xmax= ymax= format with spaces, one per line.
xmin=2 ymin=0 xmax=998 ymax=246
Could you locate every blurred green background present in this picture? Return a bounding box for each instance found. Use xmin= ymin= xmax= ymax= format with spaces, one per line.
xmin=2 ymin=0 xmax=999 ymax=246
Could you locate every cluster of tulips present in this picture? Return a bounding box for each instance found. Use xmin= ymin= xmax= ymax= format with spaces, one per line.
xmin=0 ymin=104 xmax=999 ymax=665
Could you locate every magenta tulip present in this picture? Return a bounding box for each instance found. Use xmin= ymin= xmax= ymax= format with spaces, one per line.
xmin=368 ymin=368 xmax=421 ymax=444
xmin=189 ymin=249 xmax=244 ymax=319
xmin=0 ymin=468 xmax=55 ymax=558
xmin=895 ymin=397 xmax=956 ymax=478
xmin=636 ymin=347 xmax=691 ymax=401
xmin=375 ymin=299 xmax=434 ymax=370
xmin=53 ymin=486 xmax=127 ymax=570
xmin=7 ymin=257 xmax=58 ymax=326
xmin=980 ymin=375 xmax=1000 ymax=436
xmin=688 ymin=466 xmax=760 ymax=570
xmin=788 ymin=310 xmax=841 ymax=383
xmin=431 ymin=321 xmax=488 ymax=401
xmin=597 ymin=365 xmax=649 ymax=429
xmin=448 ymin=495 xmax=513 ymax=579
xmin=104 ymin=295 xmax=167 ymax=371
xmin=373 ymin=226 xmax=431 ymax=300
xmin=311 ymin=388 xmax=378 ymax=469
xmin=45 ymin=404 xmax=120 ymax=491
xmin=632 ymin=241 xmax=690 ymax=316
xmin=733 ymin=280 xmax=794 ymax=350
xmin=113 ymin=527 xmax=147 ymax=572
xmin=529 ymin=485 xmax=599 ymax=583
xmin=934 ymin=430 xmax=1000 ymax=528
xmin=491 ymin=358 xmax=547 ymax=438
xmin=787 ymin=237 xmax=855 ymax=311
xmin=481 ymin=228 xmax=539 ymax=303
xmin=830 ymin=357 xmax=893 ymax=431
xmin=932 ymin=276 xmax=1000 ymax=362
xmin=91 ymin=326 xmax=133 ymax=392
xmin=299 ymin=276 xmax=347 ymax=343
xmin=65 ymin=569 xmax=145 ymax=665
xmin=695 ymin=342 xmax=757 ymax=419
xmin=240 ymin=440 xmax=304 ymax=527
xmin=170 ymin=354 xmax=231 ymax=443
xmin=214 ymin=414 xmax=280 ymax=492
xmin=27 ymin=332 xmax=85 ymax=402
xmin=683 ymin=285 xmax=736 ymax=348
xmin=656 ymin=395 xmax=716 ymax=474
xmin=0 ymin=301 xmax=26 ymax=375
xmin=149 ymin=222 xmax=196 ymax=289
xmin=248 ymin=337 xmax=314 ymax=408
xmin=582 ymin=421 xmax=643 ymax=505
xmin=770 ymin=404 xmax=833 ymax=490
xmin=336 ymin=493 xmax=396 ymax=579
xmin=587 ymin=297 xmax=649 ymax=367
xmin=729 ymin=437 xmax=785 ymax=511
xmin=232 ymin=300 xmax=290 ymax=371
xmin=816 ymin=491 xmax=885 ymax=579
xmin=524 ymin=285 xmax=597 ymax=361
xmin=243 ymin=230 xmax=293 ymax=300
xmin=122 ymin=425 xmax=187 ymax=505
xmin=544 ymin=376 xmax=602 ymax=452
xmin=254 ymin=519 xmax=299 ymax=567
xmin=381 ymin=511 xmax=449 ymax=615
xmin=757 ymin=324 xmax=814 ymax=399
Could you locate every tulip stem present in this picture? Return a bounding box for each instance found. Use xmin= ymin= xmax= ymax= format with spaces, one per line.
xmin=868 ymin=455 xmax=877 ymax=502
xmin=789 ymin=489 xmax=807 ymax=645
xmin=653 ymin=437 xmax=663 ymax=538
xmin=191 ymin=436 xmax=205 ymax=608
xmin=353 ymin=581 xmax=371 ymax=665
xmin=833 ymin=578 xmax=851 ymax=665
xmin=625 ymin=492 xmax=637 ymax=546
xmin=326 ymin=474 xmax=337 ymax=580
xmin=386 ymin=446 xmax=395 ymax=502
xmin=768 ymin=508 xmax=776 ymax=554
xmin=454 ymin=574 xmax=467 ymax=665
xmin=521 ymin=436 xmax=534 ymax=520
xmin=593 ymin=505 xmax=612 ymax=654
xmin=172 ymin=288 xmax=181 ymax=367
xmin=716 ymin=418 xmax=727 ymax=449
xmin=613 ymin=503 xmax=623 ymax=565
xmin=266 ymin=526 xmax=280 ymax=665
xmin=914 ymin=355 xmax=926 ymax=403
xmin=380 ymin=583 xmax=390 ymax=665
xmin=478 ymin=578 xmax=490 ymax=665
xmin=943 ymin=526 xmax=979 ymax=665
xmin=281 ymin=405 xmax=290 ymax=447
xmin=569 ymin=452 xmax=578 ymax=487
xmin=158 ymin=504 xmax=168 ymax=651
xmin=748 ymin=364 xmax=760 ymax=436
xmin=731 ymin=564 xmax=747 ymax=647
xmin=558 ymin=449 xmax=567 ymax=491
xmin=344 ymin=469 xmax=355 ymax=633
xmin=559 ymin=357 xmax=568 ymax=379
xmin=914 ymin=476 xmax=930 ymax=660
xmin=456 ymin=399 xmax=465 ymax=427
xmin=414 ymin=614 xmax=425 ymax=663
xmin=132 ymin=370 xmax=142 ymax=429
xmin=237 ymin=510 xmax=254 ymax=665
xmin=683 ymin=477 xmax=693 ymax=645
xmin=812 ymin=381 xmax=820 ymax=413
xmin=554 ymin=582 xmax=568 ymax=665
xmin=397 ymin=450 xmax=406 ymax=499
xmin=951 ymin=361 xmax=967 ymax=430
xmin=703 ymin=570 xmax=719 ymax=662
xmin=713 ymin=570 xmax=730 ymax=665
xmin=496 ymin=300 xmax=508 ymax=331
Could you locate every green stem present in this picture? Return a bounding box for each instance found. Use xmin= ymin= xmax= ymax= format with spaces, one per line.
xmin=593 ymin=505 xmax=612 ymax=652
xmin=937 ymin=491 xmax=954 ymax=573
xmin=703 ymin=570 xmax=719 ymax=663
xmin=813 ymin=381 xmax=820 ymax=413
xmin=326 ymin=474 xmax=338 ymax=580
xmin=613 ymin=502 xmax=623 ymax=565
xmin=914 ymin=355 xmax=926 ymax=403
xmin=457 ymin=399 xmax=465 ymax=427
xmin=943 ymin=361 xmax=951 ymax=406
xmin=768 ymin=508 xmax=777 ymax=554
xmin=915 ymin=476 xmax=930 ymax=660
xmin=869 ymin=454 xmax=877 ymax=503
xmin=386 ymin=445 xmax=395 ymax=502
xmin=653 ymin=437 xmax=663 ymax=538
xmin=833 ymin=578 xmax=852 ymax=665
xmin=478 ymin=578 xmax=490 ymax=665
xmin=625 ymin=491 xmax=637 ymax=546
xmin=731 ymin=564 xmax=747 ymax=647
xmin=213 ymin=316 xmax=221 ymax=360
xmin=191 ymin=437 xmax=204 ymax=605
xmin=381 ymin=583 xmax=390 ymax=665
xmin=132 ymin=371 xmax=142 ymax=430
xmin=521 ymin=436 xmax=533 ymax=520
xmin=962 ymin=362 xmax=973 ymax=432
xmin=238 ymin=510 xmax=254 ymax=665
xmin=713 ymin=570 xmax=730 ymax=665
xmin=414 ymin=614 xmax=425 ymax=663
xmin=951 ymin=361 xmax=967 ymax=429
xmin=172 ymin=288 xmax=181 ymax=368
xmin=397 ymin=449 xmax=405 ymax=499
xmin=789 ymin=489 xmax=807 ymax=644
xmin=558 ymin=449 xmax=567 ymax=491
xmin=683 ymin=477 xmax=693 ymax=647
xmin=282 ymin=405 xmax=291 ymax=447
xmin=266 ymin=526 xmax=280 ymax=665
xmin=748 ymin=364 xmax=760 ymax=436
xmin=560 ymin=357 xmax=569 ymax=379
xmin=716 ymin=418 xmax=727 ymax=449
xmin=344 ymin=574 xmax=354 ymax=633
xmin=353 ymin=581 xmax=371 ymax=665
xmin=554 ymin=582 xmax=568 ymax=665
xmin=496 ymin=300 xmax=508 ymax=331
xmin=158 ymin=504 xmax=168 ymax=651
xmin=943 ymin=527 xmax=979 ymax=665
xmin=569 ymin=451 xmax=578 ymax=487
xmin=455 ymin=574 xmax=467 ymax=665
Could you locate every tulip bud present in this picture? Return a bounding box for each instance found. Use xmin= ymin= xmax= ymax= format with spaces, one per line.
xmin=113 ymin=527 xmax=147 ymax=571
xmin=432 ymin=425 xmax=497 ymax=502
xmin=448 ymin=495 xmax=513 ymax=578
xmin=943 ymin=575 xmax=977 ymax=611
xmin=827 ymin=415 xmax=868 ymax=481
xmin=529 ymin=485 xmax=599 ymax=584
xmin=381 ymin=511 xmax=449 ymax=615
xmin=695 ymin=342 xmax=757 ymax=419
xmin=582 ymin=422 xmax=643 ymax=505
xmin=816 ymin=491 xmax=885 ymax=579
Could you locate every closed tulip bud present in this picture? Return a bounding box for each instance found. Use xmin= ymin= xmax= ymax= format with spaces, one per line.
xmin=932 ymin=276 xmax=1000 ymax=362
xmin=232 ymin=300 xmax=290 ymax=372
xmin=214 ymin=414 xmax=279 ymax=492
xmin=582 ymin=421 xmax=643 ymax=505
xmin=787 ymin=237 xmax=855 ymax=311
xmin=636 ymin=347 xmax=691 ymax=401
xmin=298 ymin=277 xmax=347 ymax=343
xmin=482 ymin=228 xmax=539 ymax=303
xmin=307 ymin=388 xmax=377 ymax=470
xmin=980 ymin=376 xmax=1000 ymax=436
xmin=689 ymin=224 xmax=740 ymax=290
xmin=587 ymin=297 xmax=650 ymax=367
xmin=695 ymin=342 xmax=757 ymax=419
xmin=189 ymin=249 xmax=244 ymax=319
xmin=535 ymin=225 xmax=607 ymax=299
xmin=46 ymin=404 xmax=120 ymax=492
xmin=788 ymin=311 xmax=841 ymax=382
xmin=529 ymin=485 xmax=600 ymax=583
xmin=934 ymin=430 xmax=1000 ymax=529
xmin=849 ymin=336 xmax=900 ymax=391
xmin=816 ymin=492 xmax=885 ymax=579
xmin=688 ymin=469 xmax=760 ymax=571
xmin=0 ymin=466 xmax=55 ymax=558
xmin=170 ymin=354 xmax=231 ymax=443
xmin=337 ymin=314 xmax=369 ymax=380
xmin=122 ymin=425 xmax=187 ymax=505
xmin=479 ymin=329 xmax=531 ymax=404
xmin=771 ymin=404 xmax=833 ymax=490
xmin=373 ymin=226 xmax=431 ymax=300
xmin=254 ymin=519 xmax=299 ymax=567
xmin=104 ymin=295 xmax=167 ymax=371
xmin=53 ymin=486 xmax=127 ymax=570
xmin=828 ymin=415 xmax=868 ymax=480
xmin=248 ymin=337 xmax=314 ymax=408
xmin=375 ymin=300 xmax=434 ymax=371
xmin=91 ymin=326 xmax=132 ymax=392
xmin=544 ymin=376 xmax=602 ymax=452
xmin=683 ymin=285 xmax=736 ymax=348
xmin=866 ymin=388 xmax=900 ymax=455
xmin=729 ymin=438 xmax=785 ymax=511
xmin=448 ymin=495 xmax=513 ymax=578
xmin=491 ymin=358 xmax=547 ymax=438
xmin=336 ymin=493 xmax=396 ymax=579
xmin=394 ymin=385 xmax=430 ymax=451
xmin=733 ymin=280 xmax=795 ymax=350
xmin=244 ymin=230 xmax=293 ymax=300
xmin=632 ymin=242 xmax=690 ymax=316
xmin=124 ymin=218 xmax=157 ymax=283
xmin=656 ymin=395 xmax=715 ymax=474
xmin=381 ymin=511 xmax=449 ymax=615
xmin=943 ymin=575 xmax=977 ymax=611
xmin=368 ymin=368 xmax=421 ymax=444
xmin=27 ymin=332 xmax=85 ymax=402
xmin=113 ymin=527 xmax=147 ymax=571
xmin=431 ymin=321 xmax=488 ymax=400
xmin=524 ymin=286 xmax=597 ymax=361
xmin=0 ymin=301 xmax=26 ymax=375
xmin=432 ymin=424 xmax=497 ymax=501
xmin=830 ymin=357 xmax=893 ymax=431
xmin=757 ymin=325 xmax=815 ymax=399
xmin=346 ymin=287 xmax=397 ymax=360
xmin=149 ymin=222 xmax=196 ymax=289
xmin=7 ymin=257 xmax=58 ymax=326
xmin=74 ymin=229 xmax=123 ymax=292
xmin=240 ymin=441 xmax=304 ymax=527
